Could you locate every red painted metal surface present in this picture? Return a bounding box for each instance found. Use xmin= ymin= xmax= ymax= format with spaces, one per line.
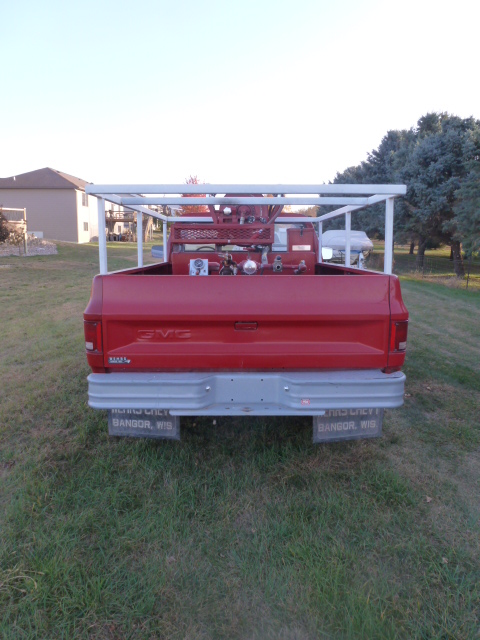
xmin=171 ymin=223 xmax=275 ymax=246
xmin=170 ymin=251 xmax=317 ymax=276
xmin=203 ymin=195 xmax=284 ymax=225
xmin=84 ymin=268 xmax=408 ymax=374
xmin=386 ymin=276 xmax=409 ymax=371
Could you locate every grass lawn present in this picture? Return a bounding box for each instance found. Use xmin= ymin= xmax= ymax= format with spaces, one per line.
xmin=1 ymin=243 xmax=479 ymax=639
xmin=368 ymin=243 xmax=480 ymax=290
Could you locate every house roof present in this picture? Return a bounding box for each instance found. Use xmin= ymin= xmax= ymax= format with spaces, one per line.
xmin=0 ymin=168 xmax=90 ymax=190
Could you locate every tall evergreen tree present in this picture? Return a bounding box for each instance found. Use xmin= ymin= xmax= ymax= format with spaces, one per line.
xmin=402 ymin=114 xmax=480 ymax=273
xmin=452 ymin=162 xmax=480 ymax=255
xmin=318 ymin=112 xmax=480 ymax=269
xmin=320 ymin=129 xmax=414 ymax=237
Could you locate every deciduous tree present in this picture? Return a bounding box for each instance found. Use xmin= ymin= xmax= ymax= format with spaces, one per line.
xmin=179 ymin=175 xmax=209 ymax=215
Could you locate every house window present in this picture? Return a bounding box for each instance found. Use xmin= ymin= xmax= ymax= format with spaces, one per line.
xmin=84 ymin=222 xmax=88 ymax=232
xmin=82 ymin=192 xmax=89 ymax=207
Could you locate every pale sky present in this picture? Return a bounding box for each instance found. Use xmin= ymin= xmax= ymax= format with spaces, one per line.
xmin=1 ymin=0 xmax=479 ymax=186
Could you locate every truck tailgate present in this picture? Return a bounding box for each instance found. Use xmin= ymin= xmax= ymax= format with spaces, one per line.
xmin=98 ymin=274 xmax=391 ymax=371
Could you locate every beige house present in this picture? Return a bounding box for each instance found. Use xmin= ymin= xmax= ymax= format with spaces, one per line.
xmin=0 ymin=168 xmax=99 ymax=243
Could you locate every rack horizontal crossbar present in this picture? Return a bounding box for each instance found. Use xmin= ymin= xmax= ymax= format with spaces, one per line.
xmin=86 ymin=184 xmax=407 ymax=196
xmin=120 ymin=196 xmax=371 ymax=206
xmin=168 ymin=217 xmax=320 ymax=223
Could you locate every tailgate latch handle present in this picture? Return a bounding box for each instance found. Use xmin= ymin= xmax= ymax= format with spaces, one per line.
xmin=234 ymin=322 xmax=258 ymax=331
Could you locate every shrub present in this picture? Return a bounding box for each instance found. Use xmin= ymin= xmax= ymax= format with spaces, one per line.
xmin=0 ymin=212 xmax=10 ymax=243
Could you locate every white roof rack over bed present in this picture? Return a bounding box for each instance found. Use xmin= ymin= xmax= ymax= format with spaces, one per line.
xmin=85 ymin=183 xmax=406 ymax=275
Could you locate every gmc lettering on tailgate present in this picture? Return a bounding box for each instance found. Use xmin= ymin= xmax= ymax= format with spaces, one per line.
xmin=137 ymin=329 xmax=192 ymax=341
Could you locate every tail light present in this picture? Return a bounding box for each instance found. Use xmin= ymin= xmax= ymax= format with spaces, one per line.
xmin=390 ymin=320 xmax=408 ymax=352
xmin=84 ymin=321 xmax=102 ymax=353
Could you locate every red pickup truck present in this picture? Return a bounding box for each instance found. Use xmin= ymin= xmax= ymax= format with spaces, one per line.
xmin=84 ymin=184 xmax=408 ymax=439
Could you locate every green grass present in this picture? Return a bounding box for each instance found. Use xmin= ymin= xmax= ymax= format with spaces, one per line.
xmin=1 ymin=245 xmax=479 ymax=639
xmin=368 ymin=243 xmax=480 ymax=290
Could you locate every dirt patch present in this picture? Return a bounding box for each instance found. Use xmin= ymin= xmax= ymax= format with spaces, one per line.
xmin=0 ymin=461 xmax=16 ymax=479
